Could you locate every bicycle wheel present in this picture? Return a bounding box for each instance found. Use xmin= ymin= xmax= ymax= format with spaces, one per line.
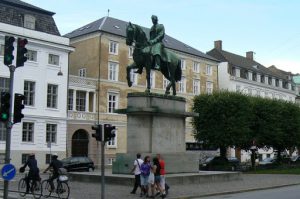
xmin=32 ymin=180 xmax=42 ymax=199
xmin=41 ymin=180 xmax=52 ymax=198
xmin=57 ymin=182 xmax=70 ymax=199
xmin=18 ymin=178 xmax=27 ymax=197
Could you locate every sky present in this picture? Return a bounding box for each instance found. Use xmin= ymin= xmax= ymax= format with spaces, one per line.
xmin=23 ymin=0 xmax=300 ymax=74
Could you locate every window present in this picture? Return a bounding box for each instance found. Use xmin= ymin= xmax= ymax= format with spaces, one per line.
xmin=150 ymin=71 xmax=155 ymax=88
xmin=46 ymin=124 xmax=57 ymax=143
xmin=22 ymin=122 xmax=34 ymax=142
xmin=178 ymin=76 xmax=186 ymax=93
xmin=68 ymin=89 xmax=73 ymax=111
xmin=0 ymin=44 xmax=4 ymax=56
xmin=193 ymin=79 xmax=200 ymax=95
xmin=163 ymin=77 xmax=170 ymax=89
xmin=76 ymin=91 xmax=86 ymax=111
xmin=130 ymin=69 xmax=138 ymax=85
xmin=275 ymin=79 xmax=279 ymax=87
xmin=252 ymin=73 xmax=257 ymax=81
xmin=282 ymin=81 xmax=288 ymax=89
xmin=107 ymin=130 xmax=117 ymax=147
xmin=206 ymin=82 xmax=213 ymax=94
xmin=79 ymin=68 xmax=86 ymax=77
xmin=47 ymin=84 xmax=58 ymax=108
xmin=128 ymin=46 xmax=134 ymax=58
xmin=107 ymin=93 xmax=118 ymax=113
xmin=48 ymin=54 xmax=59 ymax=66
xmin=261 ymin=75 xmax=265 ymax=83
xmin=0 ymin=124 xmax=6 ymax=141
xmin=240 ymin=69 xmax=248 ymax=79
xmin=26 ymin=50 xmax=37 ymax=62
xmin=108 ymin=62 xmax=119 ymax=81
xmin=24 ymin=81 xmax=35 ymax=106
xmin=24 ymin=15 xmax=35 ymax=29
xmin=268 ymin=77 xmax=272 ymax=85
xmin=109 ymin=41 xmax=118 ymax=55
xmin=193 ymin=62 xmax=200 ymax=73
xmin=22 ymin=154 xmax=30 ymax=164
xmin=206 ymin=65 xmax=212 ymax=76
xmin=230 ymin=66 xmax=236 ymax=76
xmin=107 ymin=158 xmax=116 ymax=165
xmin=45 ymin=154 xmax=51 ymax=164
xmin=180 ymin=59 xmax=186 ymax=70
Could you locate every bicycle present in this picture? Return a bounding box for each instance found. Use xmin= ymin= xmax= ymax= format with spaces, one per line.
xmin=18 ymin=172 xmax=42 ymax=199
xmin=41 ymin=172 xmax=70 ymax=199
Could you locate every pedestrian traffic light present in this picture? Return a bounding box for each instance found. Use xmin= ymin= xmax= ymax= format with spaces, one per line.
xmin=0 ymin=92 xmax=10 ymax=122
xmin=92 ymin=124 xmax=102 ymax=141
xmin=4 ymin=36 xmax=15 ymax=66
xmin=104 ymin=124 xmax=116 ymax=142
xmin=16 ymin=38 xmax=28 ymax=67
xmin=13 ymin=93 xmax=25 ymax=124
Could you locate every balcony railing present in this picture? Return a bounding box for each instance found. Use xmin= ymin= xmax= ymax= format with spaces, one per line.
xmin=69 ymin=75 xmax=97 ymax=88
xmin=68 ymin=111 xmax=97 ymax=121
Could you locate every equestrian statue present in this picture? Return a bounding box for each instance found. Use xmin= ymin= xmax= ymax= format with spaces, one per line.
xmin=126 ymin=15 xmax=182 ymax=96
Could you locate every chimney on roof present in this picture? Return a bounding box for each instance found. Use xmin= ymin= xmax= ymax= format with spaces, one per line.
xmin=246 ymin=51 xmax=254 ymax=60
xmin=214 ymin=40 xmax=222 ymax=50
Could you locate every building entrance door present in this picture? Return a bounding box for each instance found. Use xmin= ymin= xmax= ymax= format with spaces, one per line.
xmin=72 ymin=130 xmax=89 ymax=156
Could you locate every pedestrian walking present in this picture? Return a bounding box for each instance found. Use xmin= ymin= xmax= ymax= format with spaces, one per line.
xmin=157 ymin=154 xmax=170 ymax=196
xmin=130 ymin=153 xmax=143 ymax=195
xmin=140 ymin=156 xmax=151 ymax=197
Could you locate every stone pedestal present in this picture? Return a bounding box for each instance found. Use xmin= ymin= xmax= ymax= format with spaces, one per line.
xmin=113 ymin=92 xmax=198 ymax=174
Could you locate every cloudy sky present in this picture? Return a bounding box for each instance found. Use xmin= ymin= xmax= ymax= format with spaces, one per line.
xmin=23 ymin=0 xmax=300 ymax=74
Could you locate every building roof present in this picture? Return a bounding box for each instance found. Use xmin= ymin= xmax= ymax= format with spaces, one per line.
xmin=0 ymin=0 xmax=60 ymax=35
xmin=64 ymin=17 xmax=218 ymax=62
xmin=2 ymin=0 xmax=55 ymax=15
xmin=207 ymin=48 xmax=290 ymax=80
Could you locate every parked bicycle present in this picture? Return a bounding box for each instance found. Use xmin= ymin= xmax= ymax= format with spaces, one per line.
xmin=18 ymin=171 xmax=42 ymax=199
xmin=41 ymin=171 xmax=70 ymax=199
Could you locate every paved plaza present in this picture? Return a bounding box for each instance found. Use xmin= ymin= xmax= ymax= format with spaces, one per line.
xmin=1 ymin=173 xmax=300 ymax=198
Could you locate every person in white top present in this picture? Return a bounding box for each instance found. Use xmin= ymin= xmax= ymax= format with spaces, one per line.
xmin=130 ymin=153 xmax=143 ymax=195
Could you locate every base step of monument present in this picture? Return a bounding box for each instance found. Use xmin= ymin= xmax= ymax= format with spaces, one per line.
xmin=69 ymin=171 xmax=242 ymax=185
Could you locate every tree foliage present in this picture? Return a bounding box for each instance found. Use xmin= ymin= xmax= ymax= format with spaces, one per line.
xmin=192 ymin=91 xmax=300 ymax=159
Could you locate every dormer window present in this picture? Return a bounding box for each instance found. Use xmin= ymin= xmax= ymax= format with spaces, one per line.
xmin=24 ymin=15 xmax=36 ymax=30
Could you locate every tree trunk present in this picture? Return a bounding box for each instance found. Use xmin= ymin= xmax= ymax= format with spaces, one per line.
xmin=220 ymin=146 xmax=227 ymax=158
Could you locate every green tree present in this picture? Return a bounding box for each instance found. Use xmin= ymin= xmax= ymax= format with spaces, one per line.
xmin=192 ymin=91 xmax=253 ymax=157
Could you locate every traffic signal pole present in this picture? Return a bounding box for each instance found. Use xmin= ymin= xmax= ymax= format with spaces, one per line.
xmin=101 ymin=129 xmax=105 ymax=199
xmin=3 ymin=65 xmax=15 ymax=199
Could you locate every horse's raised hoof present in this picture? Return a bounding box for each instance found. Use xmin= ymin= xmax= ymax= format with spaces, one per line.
xmin=127 ymin=81 xmax=132 ymax=87
xmin=145 ymin=89 xmax=150 ymax=93
xmin=165 ymin=91 xmax=170 ymax=95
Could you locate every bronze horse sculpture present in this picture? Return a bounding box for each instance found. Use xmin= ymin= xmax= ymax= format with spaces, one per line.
xmin=125 ymin=22 xmax=182 ymax=96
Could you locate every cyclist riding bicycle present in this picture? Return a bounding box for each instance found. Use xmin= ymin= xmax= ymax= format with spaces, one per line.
xmin=20 ymin=153 xmax=40 ymax=193
xmin=43 ymin=153 xmax=63 ymax=192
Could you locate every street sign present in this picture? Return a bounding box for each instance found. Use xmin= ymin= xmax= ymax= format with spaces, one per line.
xmin=1 ymin=164 xmax=16 ymax=181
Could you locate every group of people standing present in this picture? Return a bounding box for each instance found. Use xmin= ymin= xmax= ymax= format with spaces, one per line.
xmin=131 ymin=153 xmax=169 ymax=198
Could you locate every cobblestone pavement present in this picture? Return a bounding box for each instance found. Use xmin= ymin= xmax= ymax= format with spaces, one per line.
xmin=1 ymin=173 xmax=300 ymax=199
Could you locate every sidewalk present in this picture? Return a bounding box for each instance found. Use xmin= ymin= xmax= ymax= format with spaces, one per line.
xmin=2 ymin=174 xmax=300 ymax=198
xmin=70 ymin=173 xmax=300 ymax=199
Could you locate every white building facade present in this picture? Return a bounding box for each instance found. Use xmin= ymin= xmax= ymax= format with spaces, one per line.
xmin=207 ymin=40 xmax=298 ymax=162
xmin=0 ymin=0 xmax=73 ymax=168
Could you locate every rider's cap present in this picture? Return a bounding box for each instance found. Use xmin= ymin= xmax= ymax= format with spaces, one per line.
xmin=29 ymin=153 xmax=35 ymax=157
xmin=52 ymin=153 xmax=58 ymax=157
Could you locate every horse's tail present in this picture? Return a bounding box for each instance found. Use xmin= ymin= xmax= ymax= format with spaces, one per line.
xmin=175 ymin=59 xmax=182 ymax=82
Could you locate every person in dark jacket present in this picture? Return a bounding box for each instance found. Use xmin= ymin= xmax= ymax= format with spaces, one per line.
xmin=43 ymin=153 xmax=63 ymax=191
xmin=20 ymin=153 xmax=40 ymax=193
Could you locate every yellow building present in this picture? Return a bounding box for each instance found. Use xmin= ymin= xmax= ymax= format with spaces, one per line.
xmin=65 ymin=16 xmax=219 ymax=167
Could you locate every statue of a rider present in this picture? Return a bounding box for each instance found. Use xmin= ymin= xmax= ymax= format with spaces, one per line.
xmin=135 ymin=15 xmax=167 ymax=74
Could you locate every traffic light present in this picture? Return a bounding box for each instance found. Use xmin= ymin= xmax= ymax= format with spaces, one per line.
xmin=104 ymin=124 xmax=116 ymax=142
xmin=13 ymin=93 xmax=25 ymax=124
xmin=4 ymin=36 xmax=15 ymax=66
xmin=91 ymin=124 xmax=102 ymax=141
xmin=16 ymin=38 xmax=28 ymax=67
xmin=0 ymin=92 xmax=10 ymax=122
